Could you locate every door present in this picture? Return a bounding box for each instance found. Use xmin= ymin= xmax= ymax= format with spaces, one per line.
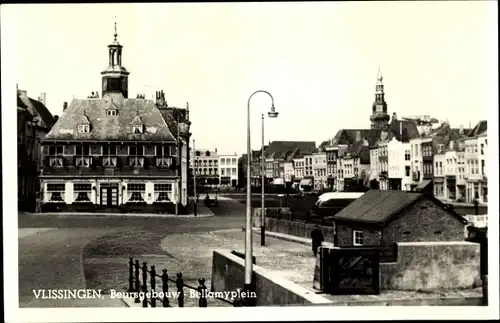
xmin=100 ymin=186 xmax=119 ymax=206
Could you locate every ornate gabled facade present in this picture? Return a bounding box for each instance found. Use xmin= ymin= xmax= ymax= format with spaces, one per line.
xmin=39 ymin=25 xmax=191 ymax=214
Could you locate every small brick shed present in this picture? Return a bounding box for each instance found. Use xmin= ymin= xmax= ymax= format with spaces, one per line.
xmin=330 ymin=190 xmax=468 ymax=247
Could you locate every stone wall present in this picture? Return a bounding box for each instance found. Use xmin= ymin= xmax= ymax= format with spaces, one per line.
xmin=380 ymin=241 xmax=481 ymax=291
xmin=255 ymin=216 xmax=336 ymax=244
xmin=211 ymin=250 xmax=332 ymax=306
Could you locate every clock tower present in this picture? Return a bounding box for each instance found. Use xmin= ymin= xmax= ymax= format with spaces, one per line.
xmin=101 ymin=22 xmax=130 ymax=98
xmin=369 ymin=67 xmax=390 ymax=130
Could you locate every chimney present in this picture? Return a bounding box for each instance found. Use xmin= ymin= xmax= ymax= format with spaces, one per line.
xmin=38 ymin=93 xmax=46 ymax=106
xmin=392 ymin=112 xmax=397 ymax=121
xmin=400 ymin=121 xmax=403 ymax=137
xmin=355 ymin=131 xmax=361 ymax=142
xmin=63 ymin=102 xmax=68 ymax=111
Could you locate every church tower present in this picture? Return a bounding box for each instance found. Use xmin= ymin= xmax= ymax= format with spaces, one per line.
xmin=370 ymin=68 xmax=390 ymax=129
xmin=101 ymin=22 xmax=130 ymax=98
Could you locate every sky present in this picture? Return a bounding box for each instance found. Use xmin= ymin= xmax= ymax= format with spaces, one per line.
xmin=2 ymin=2 xmax=498 ymax=155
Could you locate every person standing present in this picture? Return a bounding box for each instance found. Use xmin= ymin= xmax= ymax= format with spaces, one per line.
xmin=474 ymin=193 xmax=479 ymax=215
xmin=311 ymin=225 xmax=324 ymax=257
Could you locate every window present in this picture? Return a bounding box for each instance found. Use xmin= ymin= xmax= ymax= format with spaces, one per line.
xmin=232 ymin=158 xmax=237 ymax=165
xmin=132 ymin=125 xmax=143 ymax=134
xmin=155 ymin=145 xmax=173 ymax=167
xmin=353 ymin=230 xmax=364 ymax=246
xmin=129 ymin=145 xmax=145 ymax=167
xmin=75 ymin=145 xmax=91 ymax=156
xmin=480 ymin=144 xmax=484 ymax=155
xmin=102 ymin=144 xmax=118 ymax=167
xmin=154 ymin=183 xmax=172 ymax=202
xmin=405 ymin=150 xmax=410 ymax=161
xmin=127 ymin=183 xmax=146 ymax=202
xmin=46 ymin=183 xmax=65 ymax=202
xmin=481 ymin=160 xmax=485 ymax=175
xmin=75 ymin=144 xmax=91 ymax=167
xmin=48 ymin=145 xmax=64 ymax=167
xmin=73 ymin=183 xmax=92 ymax=202
xmin=78 ymin=125 xmax=90 ymax=133
xmin=405 ymin=166 xmax=410 ymax=177
xmin=232 ymin=168 xmax=237 ymax=175
xmin=106 ymin=109 xmax=117 ymax=116
xmin=195 ymin=151 xmax=201 ymax=157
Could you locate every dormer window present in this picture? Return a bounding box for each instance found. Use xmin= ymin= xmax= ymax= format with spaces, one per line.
xmin=78 ymin=125 xmax=90 ymax=133
xmin=107 ymin=109 xmax=117 ymax=116
xmin=132 ymin=125 xmax=143 ymax=134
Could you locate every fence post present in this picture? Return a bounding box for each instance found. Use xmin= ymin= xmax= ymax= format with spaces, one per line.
xmin=176 ymin=273 xmax=184 ymax=308
xmin=197 ymin=278 xmax=207 ymax=307
xmin=161 ymin=269 xmax=169 ymax=307
xmin=150 ymin=265 xmax=156 ymax=308
xmin=128 ymin=258 xmax=134 ymax=292
xmin=142 ymin=262 xmax=148 ymax=308
xmin=134 ymin=260 xmax=140 ymax=303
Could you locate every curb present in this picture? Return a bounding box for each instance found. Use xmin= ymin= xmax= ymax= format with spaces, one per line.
xmin=23 ymin=211 xmax=215 ymax=218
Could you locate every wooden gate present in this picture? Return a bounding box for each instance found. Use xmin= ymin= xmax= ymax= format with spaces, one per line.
xmin=320 ymin=247 xmax=380 ymax=295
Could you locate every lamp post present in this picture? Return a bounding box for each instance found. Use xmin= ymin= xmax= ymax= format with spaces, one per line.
xmin=244 ymin=90 xmax=277 ymax=305
xmin=260 ymin=108 xmax=278 ymax=246
xmin=193 ymin=139 xmax=197 ymax=216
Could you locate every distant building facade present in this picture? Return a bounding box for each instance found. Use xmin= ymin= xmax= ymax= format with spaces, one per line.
xmin=218 ymin=154 xmax=238 ymax=187
xmin=18 ymin=89 xmax=56 ymax=211
xmin=191 ymin=149 xmax=219 ymax=186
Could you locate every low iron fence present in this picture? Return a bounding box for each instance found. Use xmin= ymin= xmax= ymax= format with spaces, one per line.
xmin=128 ymin=258 xmax=236 ymax=307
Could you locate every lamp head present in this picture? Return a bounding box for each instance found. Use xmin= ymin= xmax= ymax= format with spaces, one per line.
xmin=268 ymin=104 xmax=279 ymax=118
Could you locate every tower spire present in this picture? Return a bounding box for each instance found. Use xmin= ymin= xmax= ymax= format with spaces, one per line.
xmin=114 ymin=20 xmax=118 ymax=42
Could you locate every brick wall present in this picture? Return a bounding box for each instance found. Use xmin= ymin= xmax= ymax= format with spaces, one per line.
xmin=382 ymin=198 xmax=465 ymax=244
xmin=335 ymin=223 xmax=382 ymax=247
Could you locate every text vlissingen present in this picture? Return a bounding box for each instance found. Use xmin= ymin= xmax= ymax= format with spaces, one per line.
xmin=33 ymin=289 xmax=103 ymax=299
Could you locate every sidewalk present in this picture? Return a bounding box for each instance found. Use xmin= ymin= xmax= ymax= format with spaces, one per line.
xmin=21 ymin=205 xmax=214 ymax=218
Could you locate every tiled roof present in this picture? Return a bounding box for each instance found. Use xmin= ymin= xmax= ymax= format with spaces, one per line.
xmin=388 ymin=119 xmax=420 ymax=142
xmin=44 ymin=95 xmax=176 ymax=142
xmin=331 ymin=129 xmax=382 ymax=147
xmin=157 ymin=107 xmax=189 ymax=140
xmin=468 ymin=120 xmax=487 ymax=138
xmin=264 ymin=141 xmax=316 ymax=159
xmin=18 ymin=93 xmax=56 ymax=130
xmin=333 ymin=189 xmax=467 ymax=225
xmin=333 ymin=190 xmax=423 ymax=224
xmin=346 ymin=141 xmax=371 ymax=163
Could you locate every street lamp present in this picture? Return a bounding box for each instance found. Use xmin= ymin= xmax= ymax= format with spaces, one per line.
xmin=261 ymin=107 xmax=278 ymax=247
xmin=193 ymin=139 xmax=197 ymax=216
xmin=244 ymin=90 xmax=277 ymax=305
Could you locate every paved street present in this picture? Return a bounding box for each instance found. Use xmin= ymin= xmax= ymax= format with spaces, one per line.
xmin=18 ymin=200 xmax=246 ymax=307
